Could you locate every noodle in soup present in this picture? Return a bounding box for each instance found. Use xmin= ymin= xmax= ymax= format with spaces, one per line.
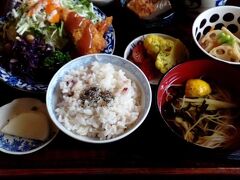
xmin=162 ymin=77 xmax=240 ymax=149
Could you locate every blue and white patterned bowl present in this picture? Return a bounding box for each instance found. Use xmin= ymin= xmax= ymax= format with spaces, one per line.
xmin=94 ymin=6 xmax=115 ymax=54
xmin=0 ymin=122 xmax=58 ymax=155
xmin=46 ymin=54 xmax=152 ymax=144
xmin=0 ymin=6 xmax=115 ymax=93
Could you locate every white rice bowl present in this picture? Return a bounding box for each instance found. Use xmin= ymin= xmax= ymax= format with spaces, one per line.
xmin=56 ymin=61 xmax=141 ymax=140
xmin=46 ymin=54 xmax=152 ymax=143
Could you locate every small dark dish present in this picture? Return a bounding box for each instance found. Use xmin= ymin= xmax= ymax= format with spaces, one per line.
xmin=119 ymin=0 xmax=175 ymax=28
xmin=157 ymin=59 xmax=240 ymax=153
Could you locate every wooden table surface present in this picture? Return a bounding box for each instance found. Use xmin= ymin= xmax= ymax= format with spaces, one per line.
xmin=1 ymin=0 xmax=240 ymax=178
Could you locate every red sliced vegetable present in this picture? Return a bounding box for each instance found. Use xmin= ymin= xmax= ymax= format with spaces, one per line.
xmin=131 ymin=43 xmax=146 ymax=64
xmin=129 ymin=42 xmax=159 ymax=81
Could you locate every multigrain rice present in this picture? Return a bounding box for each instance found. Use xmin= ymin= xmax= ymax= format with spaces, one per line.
xmin=55 ymin=61 xmax=142 ymax=140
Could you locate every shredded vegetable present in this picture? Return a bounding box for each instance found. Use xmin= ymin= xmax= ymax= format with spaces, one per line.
xmin=0 ymin=0 xmax=103 ymax=83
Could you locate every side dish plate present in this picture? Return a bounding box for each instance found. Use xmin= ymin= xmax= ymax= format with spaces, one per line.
xmin=0 ymin=126 xmax=58 ymax=155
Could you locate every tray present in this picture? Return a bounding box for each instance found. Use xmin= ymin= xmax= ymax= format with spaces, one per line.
xmin=0 ymin=0 xmax=240 ymax=177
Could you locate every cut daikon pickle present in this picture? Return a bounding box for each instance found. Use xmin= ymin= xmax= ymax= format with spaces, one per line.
xmin=1 ymin=112 xmax=50 ymax=141
xmin=0 ymin=98 xmax=47 ymax=129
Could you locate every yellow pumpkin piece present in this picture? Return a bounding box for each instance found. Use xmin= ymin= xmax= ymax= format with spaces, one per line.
xmin=143 ymin=34 xmax=166 ymax=58
xmin=185 ymin=79 xmax=212 ymax=98
xmin=143 ymin=34 xmax=189 ymax=74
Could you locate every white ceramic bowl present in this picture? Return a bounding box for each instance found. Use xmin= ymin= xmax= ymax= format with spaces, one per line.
xmin=90 ymin=0 xmax=114 ymax=6
xmin=192 ymin=6 xmax=240 ymax=65
xmin=46 ymin=54 xmax=152 ymax=144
